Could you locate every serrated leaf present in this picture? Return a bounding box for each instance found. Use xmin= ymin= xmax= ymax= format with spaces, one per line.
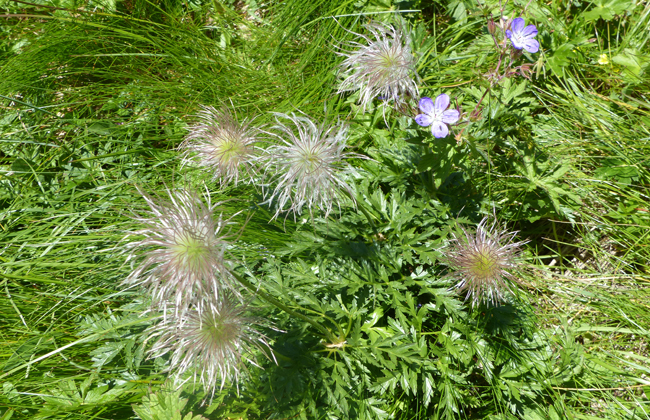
xmin=612 ymin=48 xmax=650 ymax=83
xmin=415 ymin=153 xmax=437 ymax=173
xmin=369 ymin=404 xmax=390 ymax=419
xmin=87 ymin=121 xmax=116 ymax=136
xmin=423 ymin=374 xmax=434 ymax=407
xmin=133 ymin=386 xmax=208 ymax=420
xmin=547 ymin=43 xmax=576 ymax=75
xmin=502 ymin=80 xmax=528 ymax=105
xmin=10 ymin=158 xmax=36 ymax=174
xmin=183 ymin=414 xmax=209 ymax=420
xmin=582 ymin=0 xmax=634 ymax=21
xmin=84 ymin=385 xmax=122 ymax=405
xmin=90 ymin=341 xmax=126 ymax=368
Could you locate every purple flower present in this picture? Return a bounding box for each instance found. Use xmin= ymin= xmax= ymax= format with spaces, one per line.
xmin=505 ymin=18 xmax=539 ymax=53
xmin=415 ymin=94 xmax=460 ymax=138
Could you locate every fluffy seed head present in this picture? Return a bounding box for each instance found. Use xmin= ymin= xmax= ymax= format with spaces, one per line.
xmin=123 ymin=186 xmax=240 ymax=317
xmin=337 ymin=21 xmax=419 ymax=111
xmin=147 ymin=295 xmax=274 ymax=400
xmin=180 ymin=105 xmax=260 ymax=187
xmin=262 ymin=113 xmax=361 ymax=220
xmin=444 ymin=217 xmax=528 ymax=307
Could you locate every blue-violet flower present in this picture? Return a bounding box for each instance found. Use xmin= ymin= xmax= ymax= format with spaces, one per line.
xmin=505 ymin=18 xmax=539 ymax=53
xmin=415 ymin=94 xmax=460 ymax=138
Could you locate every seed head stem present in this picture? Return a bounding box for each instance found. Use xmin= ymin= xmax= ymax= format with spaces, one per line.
xmin=340 ymin=186 xmax=378 ymax=234
xmin=231 ymin=272 xmax=336 ymax=342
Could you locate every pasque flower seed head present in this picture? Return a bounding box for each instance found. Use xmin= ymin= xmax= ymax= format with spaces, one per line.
xmin=147 ymin=294 xmax=274 ymax=400
xmin=444 ymin=217 xmax=528 ymax=307
xmin=180 ymin=105 xmax=260 ymax=187
xmin=123 ymin=185 xmax=240 ymax=317
xmin=262 ymin=113 xmax=361 ymax=221
xmin=337 ymin=21 xmax=419 ymax=111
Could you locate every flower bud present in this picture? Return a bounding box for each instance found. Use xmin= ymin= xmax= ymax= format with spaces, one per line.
xmin=469 ymin=107 xmax=483 ymax=122
xmin=487 ymin=18 xmax=497 ymax=35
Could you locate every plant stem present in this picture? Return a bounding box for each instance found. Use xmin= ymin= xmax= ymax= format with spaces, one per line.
xmin=342 ymin=187 xmax=378 ymax=234
xmin=551 ymin=220 xmax=564 ymax=267
xmin=232 ymin=272 xmax=336 ymax=342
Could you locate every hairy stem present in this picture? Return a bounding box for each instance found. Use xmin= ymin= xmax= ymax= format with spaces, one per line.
xmin=232 ymin=272 xmax=336 ymax=342
xmin=342 ymin=187 xmax=378 ymax=234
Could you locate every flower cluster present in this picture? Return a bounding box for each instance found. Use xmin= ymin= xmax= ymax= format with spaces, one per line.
xmin=122 ymin=15 xmax=540 ymax=403
xmin=128 ymin=103 xmax=361 ymax=399
xmin=181 ymin=107 xmax=359 ymax=220
xmin=124 ymin=185 xmax=273 ymax=399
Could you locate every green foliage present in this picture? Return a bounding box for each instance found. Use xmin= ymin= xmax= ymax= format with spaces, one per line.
xmin=1 ymin=0 xmax=649 ymax=418
xmin=581 ymin=0 xmax=635 ymax=22
xmin=133 ymin=386 xmax=208 ymax=420
xmin=36 ymin=375 xmax=129 ymax=419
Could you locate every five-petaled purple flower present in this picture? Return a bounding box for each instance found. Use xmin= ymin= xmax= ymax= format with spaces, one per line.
xmin=506 ymin=18 xmax=539 ymax=54
xmin=415 ymin=94 xmax=460 ymax=138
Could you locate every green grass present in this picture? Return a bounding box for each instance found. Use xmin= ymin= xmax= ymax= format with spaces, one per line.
xmin=1 ymin=0 xmax=649 ymax=418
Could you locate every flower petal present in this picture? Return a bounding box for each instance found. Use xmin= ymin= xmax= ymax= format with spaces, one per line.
xmin=511 ymin=17 xmax=525 ymax=34
xmin=418 ymin=97 xmax=435 ymax=115
xmin=442 ymin=109 xmax=460 ymax=124
xmin=510 ymin=36 xmax=524 ymax=50
xmin=521 ymin=24 xmax=538 ymax=38
xmin=522 ymin=39 xmax=539 ymax=53
xmin=434 ymin=94 xmax=450 ymax=111
xmin=415 ymin=114 xmax=433 ymax=127
xmin=431 ymin=121 xmax=449 ymax=138
xmin=505 ymin=29 xmax=513 ymax=39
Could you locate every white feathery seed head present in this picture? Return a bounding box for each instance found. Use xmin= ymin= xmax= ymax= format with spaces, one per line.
xmin=123 ymin=185 xmax=241 ymax=317
xmin=337 ymin=20 xmax=420 ymax=112
xmin=180 ymin=105 xmax=261 ymax=187
xmin=146 ymin=294 xmax=274 ymax=401
xmin=262 ymin=112 xmax=361 ymax=221
xmin=443 ymin=217 xmax=528 ymax=307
